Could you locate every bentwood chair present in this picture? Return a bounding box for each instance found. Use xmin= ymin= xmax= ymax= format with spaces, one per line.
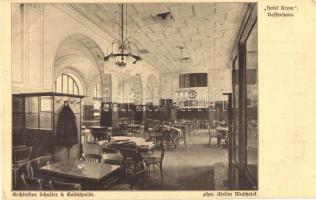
xmin=174 ymin=128 xmax=187 ymax=149
xmin=162 ymin=129 xmax=177 ymax=150
xmin=82 ymin=142 xmax=102 ymax=162
xmin=28 ymin=154 xmax=53 ymax=177
xmin=208 ymin=122 xmax=219 ymax=147
xmin=143 ymin=145 xmax=165 ymax=182
xmin=12 ymin=146 xmax=33 ymax=188
xmin=119 ymin=147 xmax=143 ymax=175
xmin=49 ymin=180 xmax=81 ymax=190
xmin=107 ymin=161 xmax=148 ymax=190
xmin=83 ymin=154 xmax=102 ymax=163
xmin=21 ymin=174 xmax=45 ymax=190
xmin=102 ymin=147 xmax=123 ymax=165
xmin=133 ymin=125 xmax=145 ymax=137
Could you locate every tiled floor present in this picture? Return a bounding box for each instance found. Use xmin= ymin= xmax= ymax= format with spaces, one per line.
xmin=142 ymin=130 xmax=228 ymax=190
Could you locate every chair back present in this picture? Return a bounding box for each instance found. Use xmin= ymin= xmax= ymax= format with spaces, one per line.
xmin=49 ymin=180 xmax=81 ymax=190
xmin=28 ymin=154 xmax=53 ymax=177
xmin=82 ymin=142 xmax=102 ymax=156
xmin=119 ymin=147 xmax=141 ymax=163
xmin=103 ymin=147 xmax=117 ymax=154
xmin=119 ymin=147 xmax=142 ymax=173
xmin=102 ymin=153 xmax=123 ymax=165
xmin=83 ymin=154 xmax=102 ymax=163
xmin=13 ymin=147 xmax=33 ymax=165
xmin=21 ymin=174 xmax=44 ymax=190
xmin=127 ymin=160 xmax=147 ymax=178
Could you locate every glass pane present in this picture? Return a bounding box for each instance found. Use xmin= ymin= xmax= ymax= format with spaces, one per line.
xmin=246 ymin=22 xmax=258 ymax=180
xmin=25 ymin=113 xmax=38 ymax=128
xmin=63 ymin=75 xmax=68 ymax=94
xmin=69 ymin=78 xmax=74 ymax=95
xmin=40 ymin=113 xmax=52 ymax=129
xmin=25 ymin=97 xmax=38 ymax=113
xmin=40 ymin=96 xmax=52 ymax=112
xmin=55 ymin=76 xmax=62 ymax=93
xmin=74 ymin=85 xmax=78 ymax=95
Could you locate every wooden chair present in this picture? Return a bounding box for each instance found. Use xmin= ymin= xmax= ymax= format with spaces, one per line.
xmin=143 ymin=145 xmax=165 ymax=182
xmin=82 ymin=142 xmax=102 ymax=162
xmin=102 ymin=147 xmax=123 ymax=165
xmin=21 ymin=174 xmax=44 ymax=190
xmin=162 ymin=129 xmax=177 ymax=150
xmin=107 ymin=161 xmax=148 ymax=190
xmin=12 ymin=146 xmax=33 ymax=188
xmin=174 ymin=126 xmax=187 ymax=149
xmin=49 ymin=180 xmax=81 ymax=190
xmin=208 ymin=123 xmax=219 ymax=147
xmin=119 ymin=147 xmax=142 ymax=174
xmin=28 ymin=154 xmax=53 ymax=177
xmin=133 ymin=125 xmax=145 ymax=137
xmin=12 ymin=162 xmax=29 ymax=190
xmin=83 ymin=154 xmax=102 ymax=163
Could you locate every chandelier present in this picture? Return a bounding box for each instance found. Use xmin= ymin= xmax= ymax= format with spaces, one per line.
xmin=104 ymin=4 xmax=141 ymax=68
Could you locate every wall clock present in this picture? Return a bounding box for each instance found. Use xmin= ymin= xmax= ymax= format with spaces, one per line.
xmin=188 ymin=90 xmax=197 ymax=99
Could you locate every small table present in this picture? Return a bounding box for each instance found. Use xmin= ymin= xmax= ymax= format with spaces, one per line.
xmin=98 ymin=136 xmax=155 ymax=153
xmin=39 ymin=159 xmax=122 ymax=189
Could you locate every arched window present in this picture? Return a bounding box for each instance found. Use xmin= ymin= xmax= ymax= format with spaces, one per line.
xmin=93 ymin=82 xmax=101 ymax=97
xmin=93 ymin=82 xmax=102 ymax=117
xmin=54 ymin=73 xmax=83 ymax=95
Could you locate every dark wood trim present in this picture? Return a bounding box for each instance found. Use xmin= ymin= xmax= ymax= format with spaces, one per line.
xmin=13 ymin=92 xmax=85 ymax=98
xmin=238 ymin=41 xmax=247 ymax=169
xmin=231 ymin=3 xmax=257 ymax=60
xmin=223 ymin=93 xmax=233 ymax=188
xmin=230 ymin=3 xmax=257 ymax=189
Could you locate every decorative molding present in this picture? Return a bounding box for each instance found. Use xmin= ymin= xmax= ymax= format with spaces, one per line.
xmin=12 ymin=4 xmax=25 ymax=85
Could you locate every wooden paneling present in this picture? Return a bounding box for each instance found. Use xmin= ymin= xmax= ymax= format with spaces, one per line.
xmin=23 ymin=129 xmax=54 ymax=157
xmin=176 ymin=109 xmax=209 ymax=120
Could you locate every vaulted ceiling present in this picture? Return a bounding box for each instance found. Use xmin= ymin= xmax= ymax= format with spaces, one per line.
xmin=69 ymin=3 xmax=246 ymax=73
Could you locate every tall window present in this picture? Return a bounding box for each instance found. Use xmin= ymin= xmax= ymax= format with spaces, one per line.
xmin=54 ymin=73 xmax=82 ymax=95
xmin=93 ymin=82 xmax=102 ymax=117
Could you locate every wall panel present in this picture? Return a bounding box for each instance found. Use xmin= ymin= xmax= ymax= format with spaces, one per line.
xmin=26 ymin=4 xmax=43 ymax=89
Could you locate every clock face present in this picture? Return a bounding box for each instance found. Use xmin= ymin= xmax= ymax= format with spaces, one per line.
xmin=188 ymin=90 xmax=197 ymax=99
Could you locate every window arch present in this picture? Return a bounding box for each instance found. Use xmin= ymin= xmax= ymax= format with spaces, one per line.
xmin=54 ymin=73 xmax=83 ymax=95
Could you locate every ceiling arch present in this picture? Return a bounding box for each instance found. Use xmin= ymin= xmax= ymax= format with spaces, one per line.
xmin=54 ymin=33 xmax=108 ymax=97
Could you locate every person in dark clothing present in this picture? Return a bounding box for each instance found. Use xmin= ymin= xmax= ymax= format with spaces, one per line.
xmin=56 ymin=103 xmax=79 ymax=148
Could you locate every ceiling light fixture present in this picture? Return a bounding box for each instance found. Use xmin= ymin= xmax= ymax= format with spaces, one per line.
xmin=104 ymin=3 xmax=141 ymax=67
